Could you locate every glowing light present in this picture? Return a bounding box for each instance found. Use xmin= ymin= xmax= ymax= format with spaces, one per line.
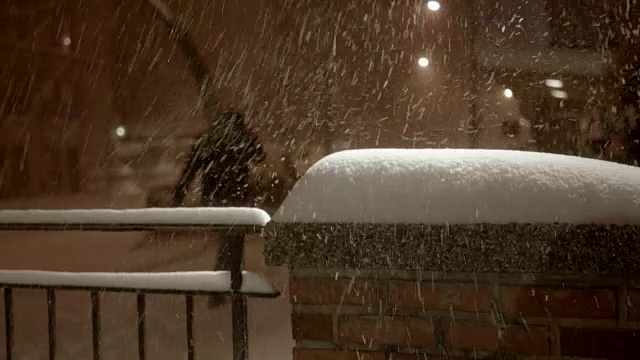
xmin=503 ymin=88 xmax=513 ymax=98
xmin=418 ymin=57 xmax=430 ymax=67
xmin=427 ymin=1 xmax=441 ymax=11
xmin=545 ymin=79 xmax=564 ymax=89
xmin=551 ymin=90 xmax=568 ymax=99
xmin=61 ymin=36 xmax=71 ymax=46
xmin=115 ymin=126 xmax=126 ymax=138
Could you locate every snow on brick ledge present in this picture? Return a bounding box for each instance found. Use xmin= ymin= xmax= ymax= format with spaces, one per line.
xmin=0 ymin=270 xmax=279 ymax=295
xmin=273 ymin=149 xmax=640 ymax=225
xmin=0 ymin=207 xmax=271 ymax=229
xmin=266 ymin=149 xmax=640 ymax=274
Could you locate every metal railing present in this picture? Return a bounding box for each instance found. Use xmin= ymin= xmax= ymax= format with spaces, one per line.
xmin=0 ymin=208 xmax=279 ymax=360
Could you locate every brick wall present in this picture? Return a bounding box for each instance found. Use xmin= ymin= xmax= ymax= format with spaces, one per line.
xmin=289 ymin=270 xmax=640 ymax=359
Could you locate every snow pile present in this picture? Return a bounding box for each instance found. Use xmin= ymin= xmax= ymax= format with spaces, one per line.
xmin=274 ymin=149 xmax=640 ymax=225
xmin=0 ymin=207 xmax=270 ymax=227
xmin=0 ymin=270 xmax=278 ymax=294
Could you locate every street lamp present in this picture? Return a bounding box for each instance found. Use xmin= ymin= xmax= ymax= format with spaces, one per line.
xmin=418 ymin=57 xmax=430 ymax=67
xmin=427 ymin=1 xmax=441 ymax=11
xmin=115 ymin=126 xmax=126 ymax=138
xmin=504 ymin=88 xmax=514 ymax=99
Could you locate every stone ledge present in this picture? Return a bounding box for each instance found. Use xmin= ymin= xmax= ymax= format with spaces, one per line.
xmin=265 ymin=223 xmax=640 ymax=275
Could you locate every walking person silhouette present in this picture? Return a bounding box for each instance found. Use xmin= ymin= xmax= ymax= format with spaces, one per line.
xmin=145 ymin=0 xmax=266 ymax=306
xmin=171 ymin=111 xmax=266 ymax=306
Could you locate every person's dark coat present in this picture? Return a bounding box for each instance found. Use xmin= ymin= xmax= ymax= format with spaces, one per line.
xmin=172 ymin=112 xmax=266 ymax=207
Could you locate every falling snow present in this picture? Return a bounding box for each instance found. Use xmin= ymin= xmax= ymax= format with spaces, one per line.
xmin=1 ymin=0 xmax=640 ymax=359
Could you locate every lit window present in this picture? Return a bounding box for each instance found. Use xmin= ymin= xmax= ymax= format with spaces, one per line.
xmin=551 ymin=90 xmax=568 ymax=99
xmin=545 ymin=79 xmax=564 ymax=89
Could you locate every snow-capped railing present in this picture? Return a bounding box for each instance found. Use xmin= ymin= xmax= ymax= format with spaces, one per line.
xmin=0 ymin=207 xmax=270 ymax=231
xmin=0 ymin=207 xmax=276 ymax=360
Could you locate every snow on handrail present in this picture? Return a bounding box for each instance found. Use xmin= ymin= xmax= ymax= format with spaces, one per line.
xmin=0 ymin=207 xmax=271 ymax=232
xmin=0 ymin=270 xmax=279 ymax=296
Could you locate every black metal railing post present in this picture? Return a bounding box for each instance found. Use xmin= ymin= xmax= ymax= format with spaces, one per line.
xmin=137 ymin=294 xmax=146 ymax=360
xmin=90 ymin=292 xmax=101 ymax=360
xmin=47 ymin=289 xmax=57 ymax=360
xmin=229 ymin=234 xmax=248 ymax=360
xmin=185 ymin=295 xmax=195 ymax=360
xmin=4 ymin=288 xmax=14 ymax=360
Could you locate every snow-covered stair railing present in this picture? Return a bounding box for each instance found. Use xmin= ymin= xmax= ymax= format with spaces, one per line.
xmin=0 ymin=270 xmax=278 ymax=295
xmin=0 ymin=207 xmax=270 ymax=231
xmin=265 ymin=149 xmax=640 ymax=360
xmin=0 ymin=207 xmax=275 ymax=360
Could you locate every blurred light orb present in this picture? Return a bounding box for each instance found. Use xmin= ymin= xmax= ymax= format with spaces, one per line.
xmin=503 ymin=88 xmax=514 ymax=98
xmin=418 ymin=57 xmax=430 ymax=67
xmin=426 ymin=1 xmax=441 ymax=11
xmin=545 ymin=79 xmax=564 ymax=89
xmin=115 ymin=126 xmax=126 ymax=138
xmin=61 ymin=36 xmax=71 ymax=46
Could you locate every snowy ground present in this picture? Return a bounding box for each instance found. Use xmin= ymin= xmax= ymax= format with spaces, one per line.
xmin=0 ymin=195 xmax=292 ymax=360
